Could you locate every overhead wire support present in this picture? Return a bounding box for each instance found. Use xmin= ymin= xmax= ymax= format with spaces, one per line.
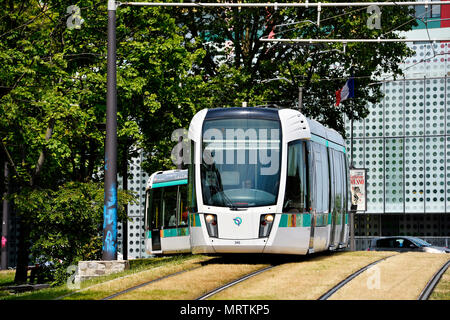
xmin=103 ymin=0 xmax=449 ymax=260
xmin=120 ymin=2 xmax=450 ymax=8
xmin=259 ymin=38 xmax=449 ymax=43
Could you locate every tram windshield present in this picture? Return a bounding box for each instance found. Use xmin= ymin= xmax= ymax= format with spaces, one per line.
xmin=201 ymin=118 xmax=281 ymax=208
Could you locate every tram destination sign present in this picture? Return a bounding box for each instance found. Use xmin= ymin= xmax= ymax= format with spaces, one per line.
xmin=350 ymin=168 xmax=367 ymax=212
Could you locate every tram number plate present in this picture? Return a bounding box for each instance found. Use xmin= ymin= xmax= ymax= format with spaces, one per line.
xmin=235 ymin=241 xmax=240 ymax=245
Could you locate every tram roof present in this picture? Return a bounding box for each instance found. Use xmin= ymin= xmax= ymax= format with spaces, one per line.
xmin=202 ymin=107 xmax=345 ymax=147
xmin=204 ymin=107 xmax=279 ymax=120
xmin=307 ymin=118 xmax=345 ymax=147
xmin=146 ymin=169 xmax=188 ymax=190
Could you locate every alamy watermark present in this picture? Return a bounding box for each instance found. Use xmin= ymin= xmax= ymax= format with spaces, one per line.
xmin=366 ymin=265 xmax=381 ymax=290
xmin=66 ymin=5 xmax=84 ymax=30
xmin=66 ymin=264 xmax=80 ymax=289
xmin=367 ymin=5 xmax=382 ymax=30
xmin=171 ymin=127 xmax=280 ymax=175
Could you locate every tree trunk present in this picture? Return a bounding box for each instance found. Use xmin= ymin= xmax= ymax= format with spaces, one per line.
xmin=13 ymin=219 xmax=30 ymax=284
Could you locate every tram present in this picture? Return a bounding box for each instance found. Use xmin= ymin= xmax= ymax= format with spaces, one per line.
xmin=187 ymin=107 xmax=350 ymax=255
xmin=144 ymin=169 xmax=191 ymax=255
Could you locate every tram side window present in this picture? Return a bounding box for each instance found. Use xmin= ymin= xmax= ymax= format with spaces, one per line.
xmin=188 ymin=141 xmax=198 ymax=213
xmin=328 ymin=149 xmax=336 ymax=214
xmin=332 ymin=149 xmax=345 ymax=215
xmin=148 ymin=186 xmax=179 ymax=229
xmin=308 ymin=141 xmax=329 ymax=213
xmin=283 ymin=141 xmax=307 ymax=213
xmin=163 ymin=186 xmax=179 ymax=228
xmin=148 ymin=188 xmax=162 ymax=230
xmin=179 ymin=185 xmax=189 ymax=226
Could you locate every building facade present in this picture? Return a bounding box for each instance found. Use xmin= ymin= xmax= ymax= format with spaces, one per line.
xmin=346 ymin=3 xmax=450 ymax=249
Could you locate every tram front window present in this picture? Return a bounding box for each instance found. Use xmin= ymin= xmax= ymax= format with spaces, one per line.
xmin=201 ymin=118 xmax=281 ymax=208
xmin=147 ymin=186 xmax=179 ymax=229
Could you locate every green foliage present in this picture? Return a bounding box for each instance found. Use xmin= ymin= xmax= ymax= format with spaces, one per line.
xmin=172 ymin=0 xmax=417 ymax=136
xmin=0 ymin=0 xmax=419 ymax=284
xmin=12 ymin=181 xmax=136 ymax=285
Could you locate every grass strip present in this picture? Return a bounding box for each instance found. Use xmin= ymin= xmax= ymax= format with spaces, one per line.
xmin=210 ymin=251 xmax=396 ymax=300
xmin=329 ymin=252 xmax=450 ymax=300
xmin=0 ymin=254 xmax=210 ymax=300
xmin=425 ymin=262 xmax=450 ymax=300
xmin=112 ymin=262 xmax=271 ymax=300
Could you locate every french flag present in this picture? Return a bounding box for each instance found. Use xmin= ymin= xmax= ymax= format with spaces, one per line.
xmin=335 ymin=77 xmax=355 ymax=106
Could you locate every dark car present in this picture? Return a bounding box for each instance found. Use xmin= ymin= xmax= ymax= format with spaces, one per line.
xmin=368 ymin=236 xmax=450 ymax=253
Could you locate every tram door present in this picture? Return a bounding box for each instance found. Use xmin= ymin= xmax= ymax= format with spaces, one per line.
xmin=308 ymin=141 xmax=330 ymax=253
xmin=147 ymin=186 xmax=178 ymax=252
xmin=328 ymin=149 xmax=337 ymax=249
xmin=329 ymin=149 xmax=346 ymax=249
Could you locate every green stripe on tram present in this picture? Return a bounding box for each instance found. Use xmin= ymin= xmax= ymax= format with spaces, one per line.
xmin=162 ymin=227 xmax=189 ymax=238
xmin=152 ymin=179 xmax=188 ymax=188
xmin=310 ymin=134 xmax=346 ymax=153
xmin=279 ymin=214 xmax=311 ymax=227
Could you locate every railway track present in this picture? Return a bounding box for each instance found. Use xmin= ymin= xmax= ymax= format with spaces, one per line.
xmin=319 ymin=253 xmax=450 ymax=300
xmin=195 ymin=265 xmax=277 ymax=300
xmin=99 ymin=255 xmax=282 ymax=300
xmin=63 ymin=252 xmax=448 ymax=300
xmin=101 ymin=266 xmax=202 ymax=300
xmin=418 ymin=259 xmax=450 ymax=300
xmin=318 ymin=254 xmax=396 ymax=300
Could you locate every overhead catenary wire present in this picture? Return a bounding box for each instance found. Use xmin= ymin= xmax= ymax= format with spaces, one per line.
xmin=121 ymin=2 xmax=450 ymax=8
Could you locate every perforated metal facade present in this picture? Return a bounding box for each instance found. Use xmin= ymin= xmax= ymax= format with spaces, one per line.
xmin=345 ymin=40 xmax=450 ymax=242
xmin=117 ymin=152 xmax=151 ymax=259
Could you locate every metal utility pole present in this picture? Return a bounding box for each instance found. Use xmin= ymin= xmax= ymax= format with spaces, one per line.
xmin=349 ymin=103 xmax=356 ymax=252
xmin=1 ymin=162 xmax=9 ymax=270
xmin=102 ymin=0 xmax=118 ymax=261
xmin=298 ymin=86 xmax=303 ymax=112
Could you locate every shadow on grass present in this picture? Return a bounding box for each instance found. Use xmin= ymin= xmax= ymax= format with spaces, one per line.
xmin=198 ymin=249 xmax=340 ymax=266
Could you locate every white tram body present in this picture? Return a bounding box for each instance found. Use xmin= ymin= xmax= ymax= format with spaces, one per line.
xmin=187 ymin=107 xmax=350 ymax=255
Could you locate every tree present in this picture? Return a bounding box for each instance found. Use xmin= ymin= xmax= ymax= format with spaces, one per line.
xmin=171 ymin=0 xmax=417 ymax=135
xmin=0 ymin=1 xmax=205 ymax=283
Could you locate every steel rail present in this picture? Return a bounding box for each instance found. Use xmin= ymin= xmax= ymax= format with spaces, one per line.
xmin=318 ymin=254 xmax=397 ymax=300
xmin=196 ymin=265 xmax=276 ymax=300
xmin=417 ymin=259 xmax=450 ymax=300
xmin=101 ymin=266 xmax=202 ymax=300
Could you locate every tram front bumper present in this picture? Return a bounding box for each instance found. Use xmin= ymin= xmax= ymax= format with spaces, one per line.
xmin=202 ymin=238 xmax=268 ymax=254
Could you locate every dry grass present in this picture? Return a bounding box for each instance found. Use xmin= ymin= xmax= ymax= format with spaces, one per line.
xmin=428 ymin=264 xmax=450 ymax=300
xmin=210 ymin=251 xmax=396 ymax=300
xmin=114 ymin=262 xmax=270 ymax=300
xmin=329 ymin=252 xmax=450 ymax=300
xmin=63 ymin=255 xmax=213 ymax=300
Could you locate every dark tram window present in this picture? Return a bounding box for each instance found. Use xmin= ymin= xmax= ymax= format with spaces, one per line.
xmin=283 ymin=140 xmax=308 ymax=213
xmin=328 ymin=149 xmax=336 ymax=214
xmin=178 ymin=185 xmax=189 ymax=226
xmin=188 ymin=140 xmax=198 ymax=213
xmin=147 ymin=186 xmax=180 ymax=229
xmin=330 ymin=149 xmax=347 ymax=218
xmin=308 ymin=141 xmax=330 ymax=213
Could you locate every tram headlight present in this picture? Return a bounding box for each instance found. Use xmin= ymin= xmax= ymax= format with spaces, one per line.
xmin=259 ymin=214 xmax=275 ymax=238
xmin=204 ymin=214 xmax=218 ymax=238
